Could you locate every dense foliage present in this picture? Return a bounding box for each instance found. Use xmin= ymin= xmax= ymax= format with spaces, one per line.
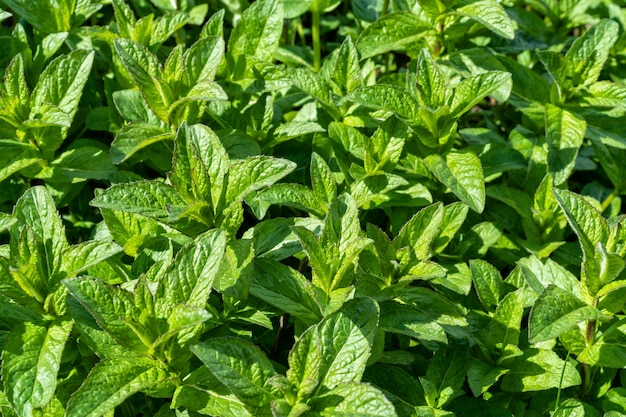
xmin=1 ymin=0 xmax=626 ymax=415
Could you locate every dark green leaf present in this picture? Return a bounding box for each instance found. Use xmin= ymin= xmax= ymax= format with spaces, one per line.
xmin=528 ymin=285 xmax=604 ymax=343
xmin=3 ymin=320 xmax=72 ymax=414
xmin=157 ymin=229 xmax=226 ymax=313
xmin=424 ymin=151 xmax=485 ymax=213
xmin=356 ymin=12 xmax=431 ymax=59
xmin=553 ymin=188 xmax=609 ymax=258
xmin=453 ymin=0 xmax=515 ymax=40
xmin=110 ymin=123 xmax=174 ymax=164
xmin=191 ymin=337 xmax=278 ymax=416
xmin=545 ymin=105 xmax=586 ymax=186
xmin=66 ymin=356 xmax=172 ymax=417
xmin=227 ymin=0 xmax=283 ymax=62
xmin=347 ymin=85 xmax=420 ymax=121
xmin=308 ymin=383 xmax=397 ymax=416
xmin=500 ymin=348 xmax=581 ymax=392
xmin=31 ymin=50 xmax=94 ymax=121
xmin=470 ymin=259 xmax=504 ymax=309
xmin=90 ymin=181 xmax=187 ymax=223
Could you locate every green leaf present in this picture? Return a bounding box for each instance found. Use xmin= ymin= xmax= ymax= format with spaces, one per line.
xmin=227 ymin=0 xmax=284 ymax=62
xmin=0 ymin=142 xmax=39 ymax=183
xmin=351 ymin=0 xmax=381 ymax=22
xmin=114 ymin=39 xmax=170 ymax=121
xmin=545 ymin=105 xmax=586 ymax=186
xmin=425 ymin=347 xmax=469 ymax=407
xmin=282 ymin=0 xmax=314 ymax=18
xmin=467 ymin=360 xmax=508 ymax=397
xmin=3 ymin=320 xmax=72 ymax=414
xmin=356 ymin=12 xmax=431 ymax=59
xmin=517 ymin=255 xmax=581 ymax=299
xmin=470 ymin=259 xmax=504 ymax=310
xmin=363 ymin=364 xmax=425 ymax=410
xmin=528 ymin=285 xmax=604 ymax=343
xmin=66 ymin=294 xmax=129 ymax=360
xmin=200 ymin=8 xmax=225 ymax=38
xmin=112 ymin=0 xmax=136 ymax=38
xmin=424 ymin=151 xmax=485 ymax=213
xmin=172 ymin=367 xmax=253 ymax=417
xmin=110 ymin=122 xmax=174 ymax=164
xmin=170 ymin=123 xmax=229 ymax=208
xmin=303 ymin=298 xmax=379 ymax=392
xmin=227 ymin=156 xmax=296 ymax=203
xmin=63 ymin=277 xmax=148 ymax=353
xmin=31 ymin=50 xmax=94 ymax=122
xmin=65 ymin=356 xmax=172 ymax=417
xmin=347 ymin=85 xmax=420 ymax=121
xmin=350 ymin=173 xmax=409 ymax=209
xmin=308 ymin=383 xmax=397 ymax=416
xmin=4 ymin=54 xmax=29 ymax=117
xmin=182 ymin=37 xmax=225 ymax=87
xmin=90 ymin=181 xmax=187 ymax=223
xmin=59 ymin=240 xmax=123 ymax=279
xmin=587 ymin=126 xmax=626 ymax=189
xmin=552 ymin=399 xmax=597 ymax=417
xmin=243 ymin=216 xmax=323 ymax=260
xmin=393 ymin=203 xmax=444 ymax=261
xmin=432 ymin=202 xmax=469 ymax=253
xmin=12 ymin=186 xmax=67 ymax=282
xmin=310 ymin=152 xmax=337 ymax=206
xmin=602 ymin=388 xmax=626 ymax=415
xmin=538 ymin=51 xmax=572 ymax=100
xmin=479 ymin=289 xmax=524 ymax=348
xmin=566 ymin=19 xmax=619 ymax=85
xmin=157 ymin=229 xmax=226 ymax=313
xmin=191 ymin=337 xmax=278 ymax=416
xmin=588 ymin=242 xmax=626 ymax=295
xmin=453 ymin=0 xmax=515 ymax=40
xmin=250 ymin=258 xmax=322 ymax=325
xmin=380 ymin=289 xmax=467 ymax=344
xmin=553 ymin=188 xmax=609 ymax=258
xmin=289 ymin=69 xmax=341 ymax=119
xmin=157 ymin=303 xmax=211 ymax=345
xmin=500 ymin=348 xmax=581 ymax=392
xmin=450 ymin=71 xmax=512 ymax=118
xmin=246 ymin=183 xmax=326 ymax=219
xmin=213 ymin=238 xmax=254 ymax=299
xmin=112 ymin=89 xmax=162 ymax=125
xmin=364 ymin=116 xmax=406 ymax=173
xmin=578 ymin=318 xmax=626 ymax=368
xmin=1 ymin=0 xmax=72 ymax=33
xmin=380 ymin=301 xmax=448 ymax=344
xmin=0 ymin=212 xmax=16 ymax=233
xmin=326 ymin=36 xmax=361 ymax=95
xmin=416 ymin=49 xmax=450 ymax=109
xmin=39 ymin=145 xmax=117 ymax=183
xmin=150 ymin=12 xmax=190 ymax=45
xmin=272 ymin=121 xmax=326 ymax=144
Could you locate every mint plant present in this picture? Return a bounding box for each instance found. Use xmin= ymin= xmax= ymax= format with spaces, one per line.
xmin=1 ymin=1 xmax=626 ymax=416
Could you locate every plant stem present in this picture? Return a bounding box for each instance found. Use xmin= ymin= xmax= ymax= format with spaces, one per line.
xmin=555 ymin=349 xmax=571 ymax=411
xmin=312 ymin=8 xmax=321 ymax=72
xmin=601 ymin=187 xmax=620 ymax=213
xmin=582 ymin=313 xmax=597 ymax=394
xmin=381 ymin=0 xmax=390 ymax=16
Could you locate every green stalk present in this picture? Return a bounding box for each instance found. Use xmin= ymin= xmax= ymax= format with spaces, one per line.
xmin=175 ymin=0 xmax=185 ymax=45
xmin=581 ymin=304 xmax=598 ymax=394
xmin=312 ymin=7 xmax=321 ymax=72
xmin=554 ymin=349 xmax=571 ymax=411
xmin=601 ymin=187 xmax=620 ymax=213
xmin=381 ymin=0 xmax=390 ymax=15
